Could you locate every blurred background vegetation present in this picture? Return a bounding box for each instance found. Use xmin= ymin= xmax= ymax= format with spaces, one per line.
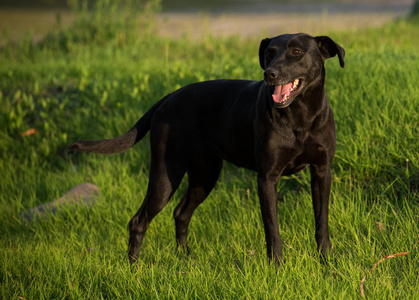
xmin=0 ymin=0 xmax=415 ymax=44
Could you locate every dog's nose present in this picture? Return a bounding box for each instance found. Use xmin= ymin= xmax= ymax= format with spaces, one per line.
xmin=264 ymin=69 xmax=278 ymax=80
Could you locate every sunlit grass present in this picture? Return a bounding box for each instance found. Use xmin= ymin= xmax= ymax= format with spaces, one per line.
xmin=1 ymin=4 xmax=419 ymax=298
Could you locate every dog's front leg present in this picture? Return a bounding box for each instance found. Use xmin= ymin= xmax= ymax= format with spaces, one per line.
xmin=310 ymin=164 xmax=332 ymax=256
xmin=257 ymin=173 xmax=283 ymax=264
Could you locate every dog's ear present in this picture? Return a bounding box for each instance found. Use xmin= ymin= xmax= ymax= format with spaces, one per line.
xmin=259 ymin=38 xmax=271 ymax=70
xmin=315 ymin=36 xmax=345 ymax=68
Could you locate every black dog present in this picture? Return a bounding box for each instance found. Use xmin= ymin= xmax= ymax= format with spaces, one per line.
xmin=67 ymin=33 xmax=345 ymax=265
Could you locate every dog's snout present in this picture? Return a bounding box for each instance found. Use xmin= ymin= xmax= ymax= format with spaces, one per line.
xmin=264 ymin=69 xmax=278 ymax=80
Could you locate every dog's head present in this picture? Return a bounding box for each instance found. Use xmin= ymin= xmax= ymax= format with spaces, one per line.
xmin=259 ymin=33 xmax=345 ymax=108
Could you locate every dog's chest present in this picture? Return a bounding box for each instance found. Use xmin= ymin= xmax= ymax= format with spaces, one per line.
xmin=279 ymin=132 xmax=329 ymax=175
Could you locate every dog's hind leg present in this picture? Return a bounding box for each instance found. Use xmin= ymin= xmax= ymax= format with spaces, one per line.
xmin=128 ymin=164 xmax=186 ymax=264
xmin=173 ymin=153 xmax=223 ymax=254
xmin=128 ymin=125 xmax=187 ymax=264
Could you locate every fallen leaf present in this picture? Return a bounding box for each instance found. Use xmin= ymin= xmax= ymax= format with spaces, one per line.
xmin=20 ymin=128 xmax=37 ymax=137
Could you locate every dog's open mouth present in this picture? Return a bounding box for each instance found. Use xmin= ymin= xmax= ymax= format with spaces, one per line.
xmin=272 ymin=78 xmax=303 ymax=107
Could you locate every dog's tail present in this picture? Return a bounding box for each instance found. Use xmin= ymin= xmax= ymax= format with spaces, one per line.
xmin=66 ymin=98 xmax=166 ymax=154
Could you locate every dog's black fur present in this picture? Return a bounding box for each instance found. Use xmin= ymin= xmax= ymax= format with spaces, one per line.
xmin=67 ymin=33 xmax=345 ymax=265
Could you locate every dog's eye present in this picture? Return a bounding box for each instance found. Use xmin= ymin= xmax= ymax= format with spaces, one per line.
xmin=291 ymin=48 xmax=302 ymax=56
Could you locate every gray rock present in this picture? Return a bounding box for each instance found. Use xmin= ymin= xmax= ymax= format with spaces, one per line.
xmin=21 ymin=183 xmax=99 ymax=221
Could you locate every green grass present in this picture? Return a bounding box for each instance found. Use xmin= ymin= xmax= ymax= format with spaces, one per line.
xmin=1 ymin=4 xmax=419 ymax=298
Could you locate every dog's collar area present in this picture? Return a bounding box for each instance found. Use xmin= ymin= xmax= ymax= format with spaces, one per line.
xmin=269 ymin=78 xmax=304 ymax=108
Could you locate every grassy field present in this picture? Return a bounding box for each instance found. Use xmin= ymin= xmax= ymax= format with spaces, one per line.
xmin=1 ymin=3 xmax=419 ymax=299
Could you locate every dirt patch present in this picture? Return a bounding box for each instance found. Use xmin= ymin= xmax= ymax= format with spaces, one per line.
xmin=156 ymin=11 xmax=406 ymax=40
xmin=156 ymin=0 xmax=413 ymax=39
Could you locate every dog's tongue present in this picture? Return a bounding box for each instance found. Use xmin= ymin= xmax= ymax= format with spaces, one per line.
xmin=272 ymin=83 xmax=293 ymax=103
